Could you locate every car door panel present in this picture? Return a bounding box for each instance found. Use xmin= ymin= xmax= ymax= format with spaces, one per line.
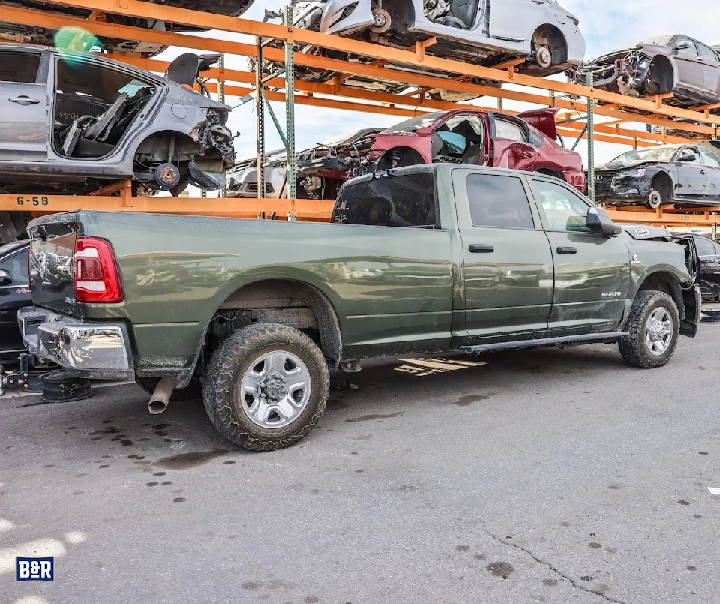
xmin=674 ymin=38 xmax=706 ymax=93
xmin=699 ymin=148 xmax=720 ymax=201
xmin=676 ymin=163 xmax=707 ymax=199
xmin=530 ymin=178 xmax=630 ymax=331
xmin=490 ymin=0 xmax=547 ymax=41
xmin=453 ymin=168 xmax=554 ymax=338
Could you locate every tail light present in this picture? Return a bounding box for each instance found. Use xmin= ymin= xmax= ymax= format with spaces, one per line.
xmin=74 ymin=237 xmax=123 ymax=303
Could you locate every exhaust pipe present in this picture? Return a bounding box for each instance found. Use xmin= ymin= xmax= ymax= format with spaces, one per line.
xmin=148 ymin=378 xmax=177 ymax=415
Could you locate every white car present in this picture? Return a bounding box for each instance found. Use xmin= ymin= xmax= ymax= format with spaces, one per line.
xmin=283 ymin=0 xmax=584 ymax=100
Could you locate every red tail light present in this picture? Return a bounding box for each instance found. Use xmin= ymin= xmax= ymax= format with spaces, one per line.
xmin=74 ymin=237 xmax=123 ymax=303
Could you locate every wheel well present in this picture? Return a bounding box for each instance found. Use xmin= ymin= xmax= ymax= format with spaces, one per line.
xmin=134 ymin=130 xmax=202 ymax=164
xmin=376 ymin=146 xmax=425 ymax=170
xmin=386 ymin=1 xmax=415 ymax=33
xmin=651 ymin=171 xmax=673 ymax=201
xmin=647 ymin=55 xmax=674 ymax=95
xmin=210 ymin=279 xmax=343 ymax=363
xmin=532 ymin=24 xmax=568 ymax=66
xmin=638 ymin=272 xmax=685 ymax=320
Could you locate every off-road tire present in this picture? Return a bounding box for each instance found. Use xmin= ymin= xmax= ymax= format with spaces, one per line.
xmin=619 ymin=290 xmax=680 ymax=369
xmin=136 ymin=377 xmax=202 ymax=401
xmin=203 ymin=323 xmax=329 ymax=452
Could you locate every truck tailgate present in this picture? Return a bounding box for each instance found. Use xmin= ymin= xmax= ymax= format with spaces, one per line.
xmin=28 ymin=214 xmax=80 ymax=316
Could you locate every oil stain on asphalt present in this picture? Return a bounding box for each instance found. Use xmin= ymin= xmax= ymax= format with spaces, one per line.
xmin=345 ymin=412 xmax=403 ymax=423
xmin=453 ymin=394 xmax=493 ymax=407
xmin=155 ymin=450 xmax=229 ymax=470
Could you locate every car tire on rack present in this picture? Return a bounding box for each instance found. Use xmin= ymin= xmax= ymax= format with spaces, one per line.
xmin=203 ymin=323 xmax=329 ymax=452
xmin=619 ymin=290 xmax=680 ymax=369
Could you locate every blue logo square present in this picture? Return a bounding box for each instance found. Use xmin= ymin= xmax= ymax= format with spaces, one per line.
xmin=16 ymin=557 xmax=54 ymax=581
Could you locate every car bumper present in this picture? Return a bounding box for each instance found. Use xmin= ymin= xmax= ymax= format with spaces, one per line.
xmin=594 ymin=178 xmax=651 ymax=204
xmin=18 ymin=307 xmax=134 ymax=380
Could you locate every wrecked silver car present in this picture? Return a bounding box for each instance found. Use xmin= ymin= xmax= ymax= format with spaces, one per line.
xmin=0 ymin=0 xmax=255 ymax=57
xmin=572 ymin=35 xmax=720 ymax=106
xmin=0 ymin=45 xmax=235 ymax=196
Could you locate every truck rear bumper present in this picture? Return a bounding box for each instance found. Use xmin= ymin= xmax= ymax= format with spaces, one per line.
xmin=18 ymin=307 xmax=134 ymax=380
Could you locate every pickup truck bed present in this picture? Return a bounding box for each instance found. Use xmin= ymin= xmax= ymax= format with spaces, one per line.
xmin=19 ymin=164 xmax=701 ymax=451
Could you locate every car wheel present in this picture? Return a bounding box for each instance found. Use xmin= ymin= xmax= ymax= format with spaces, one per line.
xmin=536 ymin=46 xmax=552 ymax=69
xmin=647 ymin=188 xmax=664 ymax=209
xmin=619 ymin=290 xmax=680 ymax=369
xmin=154 ymin=163 xmax=181 ymax=189
xmin=203 ymin=323 xmax=329 ymax=452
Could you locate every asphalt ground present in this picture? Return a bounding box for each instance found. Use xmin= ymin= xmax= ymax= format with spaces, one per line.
xmin=2 ymin=322 xmax=720 ymax=604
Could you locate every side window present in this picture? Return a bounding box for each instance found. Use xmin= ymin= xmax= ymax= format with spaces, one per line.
xmin=694 ymin=237 xmax=715 ymax=256
xmin=466 ymin=173 xmax=534 ymax=229
xmin=531 ymin=179 xmax=591 ymax=232
xmin=696 ymin=42 xmax=717 ymax=62
xmin=0 ymin=52 xmax=41 ymax=84
xmin=676 ymin=37 xmax=699 ymax=56
xmin=0 ymin=247 xmax=29 ymax=285
xmin=494 ymin=118 xmax=526 ymax=143
xmin=700 ymin=148 xmax=720 ymax=168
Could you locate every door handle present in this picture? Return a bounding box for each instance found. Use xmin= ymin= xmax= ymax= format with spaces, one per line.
xmin=9 ymin=95 xmax=40 ymax=105
xmin=556 ymin=246 xmax=578 ymax=254
xmin=700 ymin=169 xmax=706 ymax=174
xmin=469 ymin=244 xmax=494 ymax=253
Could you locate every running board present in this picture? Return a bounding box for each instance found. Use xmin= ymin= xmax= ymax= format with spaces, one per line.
xmin=461 ymin=332 xmax=628 ymax=354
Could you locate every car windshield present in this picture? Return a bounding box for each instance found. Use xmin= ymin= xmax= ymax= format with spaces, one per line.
xmin=637 ymin=35 xmax=675 ymax=47
xmin=609 ymin=146 xmax=680 ymax=165
xmin=382 ymin=112 xmax=446 ymax=133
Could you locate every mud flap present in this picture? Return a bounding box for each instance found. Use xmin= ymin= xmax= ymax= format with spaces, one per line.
xmin=680 ymin=285 xmax=701 ymax=338
xmin=188 ymin=160 xmax=226 ymax=191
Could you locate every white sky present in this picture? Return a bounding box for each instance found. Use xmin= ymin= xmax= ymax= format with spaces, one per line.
xmin=157 ymin=0 xmax=720 ymax=168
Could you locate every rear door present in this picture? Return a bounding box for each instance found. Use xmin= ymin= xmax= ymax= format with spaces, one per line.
xmin=699 ymin=147 xmax=720 ymax=201
xmin=675 ymin=146 xmax=708 ymax=200
xmin=673 ymin=37 xmax=707 ymax=94
xmin=0 ymin=49 xmax=50 ymax=161
xmin=491 ymin=115 xmax=539 ymax=170
xmin=695 ymin=40 xmax=720 ymax=95
xmin=452 ymin=168 xmax=554 ymax=337
xmin=529 ymin=177 xmax=631 ymax=331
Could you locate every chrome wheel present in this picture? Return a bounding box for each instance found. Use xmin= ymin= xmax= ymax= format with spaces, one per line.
xmin=644 ymin=307 xmax=673 ymax=356
xmin=238 ymin=350 xmax=312 ymax=429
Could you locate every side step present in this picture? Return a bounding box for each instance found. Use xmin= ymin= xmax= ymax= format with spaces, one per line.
xmin=461 ymin=332 xmax=628 ymax=354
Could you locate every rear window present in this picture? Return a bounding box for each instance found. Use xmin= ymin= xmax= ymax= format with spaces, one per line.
xmin=332 ymin=173 xmax=439 ymax=228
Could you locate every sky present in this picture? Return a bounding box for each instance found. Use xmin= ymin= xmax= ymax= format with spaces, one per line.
xmin=157 ymin=0 xmax=720 ymax=169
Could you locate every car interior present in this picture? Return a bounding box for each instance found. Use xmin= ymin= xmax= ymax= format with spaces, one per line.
xmin=432 ymin=114 xmax=485 ymax=163
xmin=53 ymin=58 xmax=156 ymax=159
xmin=425 ymin=0 xmax=482 ymax=30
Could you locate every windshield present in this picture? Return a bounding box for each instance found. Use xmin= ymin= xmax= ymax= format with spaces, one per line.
xmin=637 ymin=35 xmax=674 ymax=47
xmin=609 ymin=146 xmax=680 ymax=165
xmin=382 ymin=112 xmax=446 ymax=133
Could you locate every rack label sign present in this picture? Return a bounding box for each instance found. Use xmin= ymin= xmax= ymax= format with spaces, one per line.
xmin=17 ymin=196 xmax=50 ymax=207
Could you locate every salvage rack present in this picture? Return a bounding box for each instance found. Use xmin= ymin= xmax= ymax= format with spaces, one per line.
xmin=2 ymin=0 xmax=720 ymax=228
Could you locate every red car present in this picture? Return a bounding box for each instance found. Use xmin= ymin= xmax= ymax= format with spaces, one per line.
xmin=370 ymin=108 xmax=585 ymax=193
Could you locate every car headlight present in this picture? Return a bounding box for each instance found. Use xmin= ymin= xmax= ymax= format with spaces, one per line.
xmin=619 ymin=168 xmax=646 ymax=178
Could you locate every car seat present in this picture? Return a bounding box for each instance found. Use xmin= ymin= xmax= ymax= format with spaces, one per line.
xmin=461 ymin=144 xmax=484 ymax=165
xmin=444 ymin=0 xmax=478 ymax=29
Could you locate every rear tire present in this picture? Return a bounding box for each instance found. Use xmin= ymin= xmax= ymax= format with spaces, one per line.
xmin=619 ymin=290 xmax=680 ymax=368
xmin=203 ymin=323 xmax=329 ymax=452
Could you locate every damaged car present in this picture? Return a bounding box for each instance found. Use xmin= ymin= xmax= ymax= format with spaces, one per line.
xmin=572 ymin=35 xmax=720 ymax=106
xmin=0 ymin=45 xmax=236 ymax=199
xmin=370 ymin=108 xmax=586 ymax=192
xmin=0 ymin=0 xmax=255 ymax=57
xmin=594 ymin=143 xmax=720 ymax=208
xmin=260 ymin=0 xmax=584 ymax=100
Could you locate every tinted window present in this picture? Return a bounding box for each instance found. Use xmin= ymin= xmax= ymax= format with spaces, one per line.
xmin=0 ymin=246 xmax=29 ymax=285
xmin=695 ymin=237 xmax=716 ymax=256
xmin=0 ymin=52 xmax=41 ymax=84
xmin=700 ymin=148 xmax=720 ymax=168
xmin=494 ymin=119 xmax=526 ymax=143
xmin=532 ymin=179 xmax=591 ymax=232
xmin=696 ymin=42 xmax=717 ymax=62
xmin=466 ymin=173 xmax=534 ymax=229
xmin=332 ymin=173 xmax=438 ymax=228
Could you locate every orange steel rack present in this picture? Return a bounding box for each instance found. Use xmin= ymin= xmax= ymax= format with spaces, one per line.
xmin=1 ymin=0 xmax=720 ymax=228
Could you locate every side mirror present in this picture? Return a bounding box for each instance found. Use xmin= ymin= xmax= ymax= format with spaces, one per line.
xmin=0 ymin=269 xmax=11 ymax=285
xmin=587 ymin=206 xmax=622 ymax=236
xmin=677 ymin=150 xmax=698 ymax=162
xmin=676 ymin=40 xmax=693 ymax=50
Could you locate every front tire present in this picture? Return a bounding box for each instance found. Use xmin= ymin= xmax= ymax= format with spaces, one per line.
xmin=203 ymin=323 xmax=329 ymax=452
xmin=619 ymin=290 xmax=680 ymax=368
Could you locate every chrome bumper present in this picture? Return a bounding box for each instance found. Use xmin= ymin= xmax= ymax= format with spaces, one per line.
xmin=18 ymin=307 xmax=134 ymax=379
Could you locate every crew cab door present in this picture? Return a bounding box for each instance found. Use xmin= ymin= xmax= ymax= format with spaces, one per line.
xmin=529 ymin=177 xmax=630 ymax=330
xmin=675 ymin=146 xmax=707 ymax=200
xmin=0 ymin=49 xmax=49 ymax=161
xmin=452 ymin=168 xmax=554 ymax=337
xmin=489 ymin=0 xmax=547 ymax=41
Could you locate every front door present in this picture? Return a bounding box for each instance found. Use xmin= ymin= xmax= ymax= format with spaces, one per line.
xmin=529 ymin=177 xmax=630 ymax=332
xmin=0 ymin=49 xmax=49 ymax=161
xmin=453 ymin=168 xmax=554 ymax=338
xmin=675 ymin=147 xmax=708 ymax=200
xmin=490 ymin=0 xmax=548 ymax=41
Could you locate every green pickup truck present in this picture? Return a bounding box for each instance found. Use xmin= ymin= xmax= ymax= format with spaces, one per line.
xmin=19 ymin=165 xmax=701 ymax=451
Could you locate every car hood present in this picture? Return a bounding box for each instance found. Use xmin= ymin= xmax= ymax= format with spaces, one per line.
xmin=516 ymin=108 xmax=559 ymax=140
xmin=596 ymin=159 xmax=664 ymax=172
